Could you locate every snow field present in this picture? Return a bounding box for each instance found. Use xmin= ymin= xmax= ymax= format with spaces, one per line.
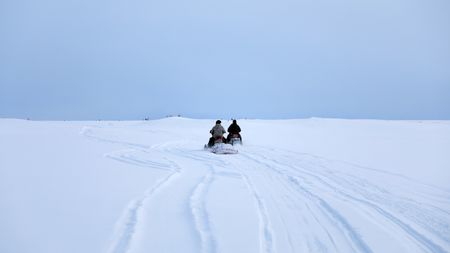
xmin=1 ymin=118 xmax=449 ymax=253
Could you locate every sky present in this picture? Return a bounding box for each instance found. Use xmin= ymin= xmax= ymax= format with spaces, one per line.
xmin=0 ymin=0 xmax=449 ymax=120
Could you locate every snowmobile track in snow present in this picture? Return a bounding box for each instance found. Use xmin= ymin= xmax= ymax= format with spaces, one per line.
xmin=82 ymin=125 xmax=450 ymax=253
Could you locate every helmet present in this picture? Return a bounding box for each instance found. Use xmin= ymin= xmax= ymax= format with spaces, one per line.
xmin=216 ymin=120 xmax=221 ymax=124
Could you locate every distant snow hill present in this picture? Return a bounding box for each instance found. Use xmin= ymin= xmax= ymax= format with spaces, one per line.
xmin=1 ymin=118 xmax=449 ymax=253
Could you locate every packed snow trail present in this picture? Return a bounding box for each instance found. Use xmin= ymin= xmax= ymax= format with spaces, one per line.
xmin=80 ymin=122 xmax=450 ymax=253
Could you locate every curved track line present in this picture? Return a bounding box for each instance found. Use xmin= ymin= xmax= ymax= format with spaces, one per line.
xmin=234 ymin=168 xmax=274 ymax=253
xmin=244 ymin=149 xmax=450 ymax=253
xmin=190 ymin=170 xmax=216 ymax=253
xmin=108 ymin=170 xmax=180 ymax=253
xmin=80 ymin=126 xmax=150 ymax=149
xmin=238 ymin=152 xmax=371 ymax=253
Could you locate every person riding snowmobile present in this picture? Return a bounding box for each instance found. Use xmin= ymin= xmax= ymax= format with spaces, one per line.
xmin=226 ymin=119 xmax=242 ymax=143
xmin=208 ymin=120 xmax=226 ymax=147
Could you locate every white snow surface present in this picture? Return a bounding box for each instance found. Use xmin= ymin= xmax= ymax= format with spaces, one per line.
xmin=1 ymin=117 xmax=450 ymax=253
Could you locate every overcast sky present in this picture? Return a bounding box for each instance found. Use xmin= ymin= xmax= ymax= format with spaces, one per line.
xmin=1 ymin=0 xmax=449 ymax=120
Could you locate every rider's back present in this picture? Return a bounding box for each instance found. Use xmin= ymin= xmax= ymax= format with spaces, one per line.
xmin=228 ymin=123 xmax=241 ymax=134
xmin=211 ymin=124 xmax=225 ymax=138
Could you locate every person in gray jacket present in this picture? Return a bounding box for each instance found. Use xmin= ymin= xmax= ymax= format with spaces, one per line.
xmin=207 ymin=120 xmax=226 ymax=147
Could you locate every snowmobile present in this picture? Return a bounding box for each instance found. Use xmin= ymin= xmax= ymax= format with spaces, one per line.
xmin=227 ymin=133 xmax=242 ymax=146
xmin=204 ymin=136 xmax=238 ymax=154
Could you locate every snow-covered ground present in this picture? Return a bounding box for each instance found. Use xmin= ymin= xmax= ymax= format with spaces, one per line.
xmin=1 ymin=117 xmax=449 ymax=253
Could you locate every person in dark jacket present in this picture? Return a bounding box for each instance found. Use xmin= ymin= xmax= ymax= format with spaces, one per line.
xmin=226 ymin=119 xmax=242 ymax=143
